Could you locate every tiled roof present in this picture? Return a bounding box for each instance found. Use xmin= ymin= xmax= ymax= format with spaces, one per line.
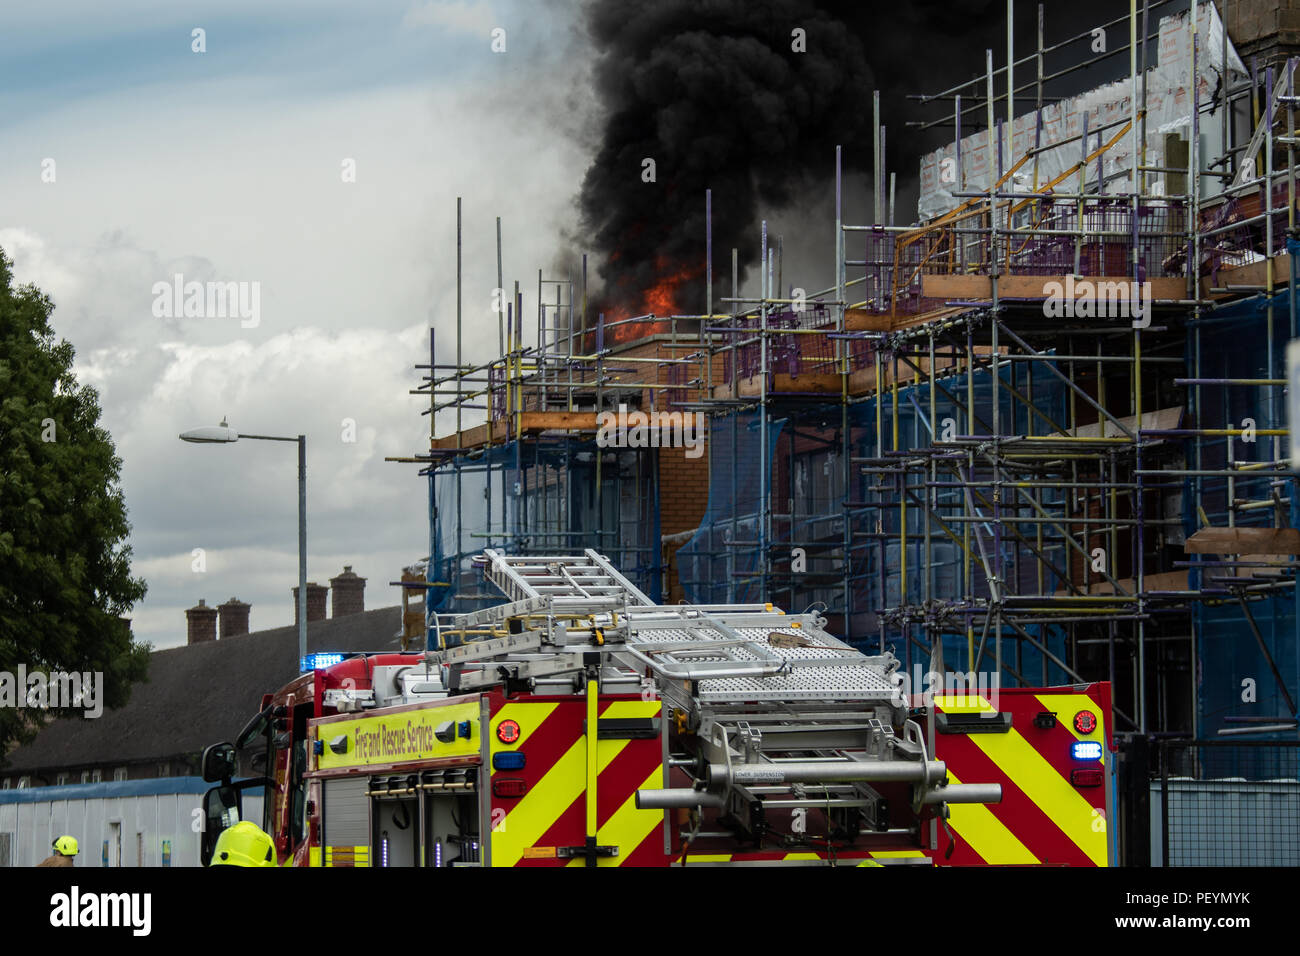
xmin=1 ymin=607 xmax=404 ymax=774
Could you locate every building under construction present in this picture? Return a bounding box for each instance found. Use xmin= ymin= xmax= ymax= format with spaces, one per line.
xmin=392 ymin=1 xmax=1300 ymax=864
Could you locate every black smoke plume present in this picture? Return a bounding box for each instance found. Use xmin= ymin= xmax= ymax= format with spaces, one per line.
xmin=577 ymin=0 xmax=1131 ymax=322
xmin=578 ymin=0 xmax=873 ymax=321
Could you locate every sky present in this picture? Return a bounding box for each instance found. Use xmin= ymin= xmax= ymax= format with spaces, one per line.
xmin=0 ymin=0 xmax=591 ymax=649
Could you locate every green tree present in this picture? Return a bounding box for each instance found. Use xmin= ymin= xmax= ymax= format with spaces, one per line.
xmin=0 ymin=246 xmax=149 ymax=757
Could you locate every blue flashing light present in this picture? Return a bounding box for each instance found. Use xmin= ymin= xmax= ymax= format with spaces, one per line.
xmin=1072 ymin=740 xmax=1103 ymax=761
xmin=493 ymin=751 xmax=526 ymax=771
xmin=300 ymin=652 xmax=345 ymax=672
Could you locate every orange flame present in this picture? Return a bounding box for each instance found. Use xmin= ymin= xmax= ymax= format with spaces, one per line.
xmin=643 ymin=257 xmax=698 ymax=317
xmin=592 ymin=257 xmax=704 ymax=348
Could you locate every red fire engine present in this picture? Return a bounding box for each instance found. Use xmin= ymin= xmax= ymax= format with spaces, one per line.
xmin=201 ymin=550 xmax=1113 ymax=866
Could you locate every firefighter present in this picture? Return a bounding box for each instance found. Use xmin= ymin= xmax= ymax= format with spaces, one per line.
xmin=209 ymin=821 xmax=277 ymax=867
xmin=36 ymin=835 xmax=78 ymax=867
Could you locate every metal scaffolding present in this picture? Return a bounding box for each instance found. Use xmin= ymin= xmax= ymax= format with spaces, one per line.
xmin=392 ymin=1 xmax=1300 ymax=755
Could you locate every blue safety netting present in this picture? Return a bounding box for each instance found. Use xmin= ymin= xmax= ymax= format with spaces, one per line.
xmin=676 ymin=359 xmax=1073 ymax=687
xmin=675 ymin=409 xmax=785 ymax=607
xmin=427 ymin=438 xmax=662 ymax=618
xmin=1184 ymin=272 xmax=1300 ymax=769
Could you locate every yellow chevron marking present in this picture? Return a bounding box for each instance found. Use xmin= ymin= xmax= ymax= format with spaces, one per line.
xmin=565 ymin=763 xmax=665 ymax=867
xmin=493 ymin=737 xmax=588 ymax=867
xmin=944 ymin=770 xmax=1040 ymax=865
xmin=611 ymin=764 xmax=669 ymax=867
xmin=935 ymin=692 xmax=1106 ymax=865
xmin=490 ymin=702 xmax=565 ymax=868
xmin=494 ymin=700 xmax=657 ymax=866
xmin=966 ymin=729 xmax=1108 ymax=866
xmin=1035 ymin=692 xmax=1109 ymax=866
xmin=491 ymin=701 xmax=560 ymax=763
xmin=600 ymin=700 xmax=664 ymax=719
xmin=933 ymin=694 xmax=996 ymax=714
xmin=577 ymin=701 xmax=662 ymax=867
xmin=593 ymin=700 xmax=660 ymax=778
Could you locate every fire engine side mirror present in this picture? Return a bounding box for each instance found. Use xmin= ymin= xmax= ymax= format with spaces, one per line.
xmin=201 ymin=742 xmax=237 ymax=784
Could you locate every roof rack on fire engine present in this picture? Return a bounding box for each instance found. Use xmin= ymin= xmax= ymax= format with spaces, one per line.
xmin=423 ymin=551 xmax=1004 ymax=817
xmin=427 ymin=550 xmax=902 ymax=708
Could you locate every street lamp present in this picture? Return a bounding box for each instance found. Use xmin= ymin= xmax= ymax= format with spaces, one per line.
xmin=180 ymin=417 xmax=308 ymax=665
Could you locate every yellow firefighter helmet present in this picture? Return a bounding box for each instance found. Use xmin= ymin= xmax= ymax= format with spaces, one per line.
xmin=210 ymin=821 xmax=276 ymax=867
xmin=53 ymin=835 xmax=78 ymax=857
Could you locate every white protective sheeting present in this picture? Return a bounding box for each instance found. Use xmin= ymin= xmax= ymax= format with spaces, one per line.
xmin=917 ymin=2 xmax=1247 ymax=221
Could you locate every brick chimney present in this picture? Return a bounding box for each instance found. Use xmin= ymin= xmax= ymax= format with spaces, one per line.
xmin=186 ymin=599 xmax=218 ymax=645
xmin=292 ymin=583 xmax=329 ymax=626
xmin=329 ymin=566 xmax=366 ymax=618
xmin=217 ymin=597 xmax=250 ymax=639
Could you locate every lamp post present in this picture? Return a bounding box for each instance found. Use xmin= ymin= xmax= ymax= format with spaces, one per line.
xmin=180 ymin=418 xmax=307 ymax=665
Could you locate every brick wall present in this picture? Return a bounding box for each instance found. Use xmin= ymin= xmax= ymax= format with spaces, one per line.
xmin=1221 ymin=0 xmax=1300 ymax=69
xmin=659 ymin=439 xmax=710 ymax=601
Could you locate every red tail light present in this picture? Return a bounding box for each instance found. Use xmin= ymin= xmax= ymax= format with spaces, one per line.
xmin=1071 ymin=769 xmax=1103 ymax=787
xmin=493 ymin=777 xmax=528 ymax=798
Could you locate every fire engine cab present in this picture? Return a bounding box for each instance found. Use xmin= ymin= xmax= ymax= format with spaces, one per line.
xmin=200 ymin=550 xmax=1113 ymax=867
